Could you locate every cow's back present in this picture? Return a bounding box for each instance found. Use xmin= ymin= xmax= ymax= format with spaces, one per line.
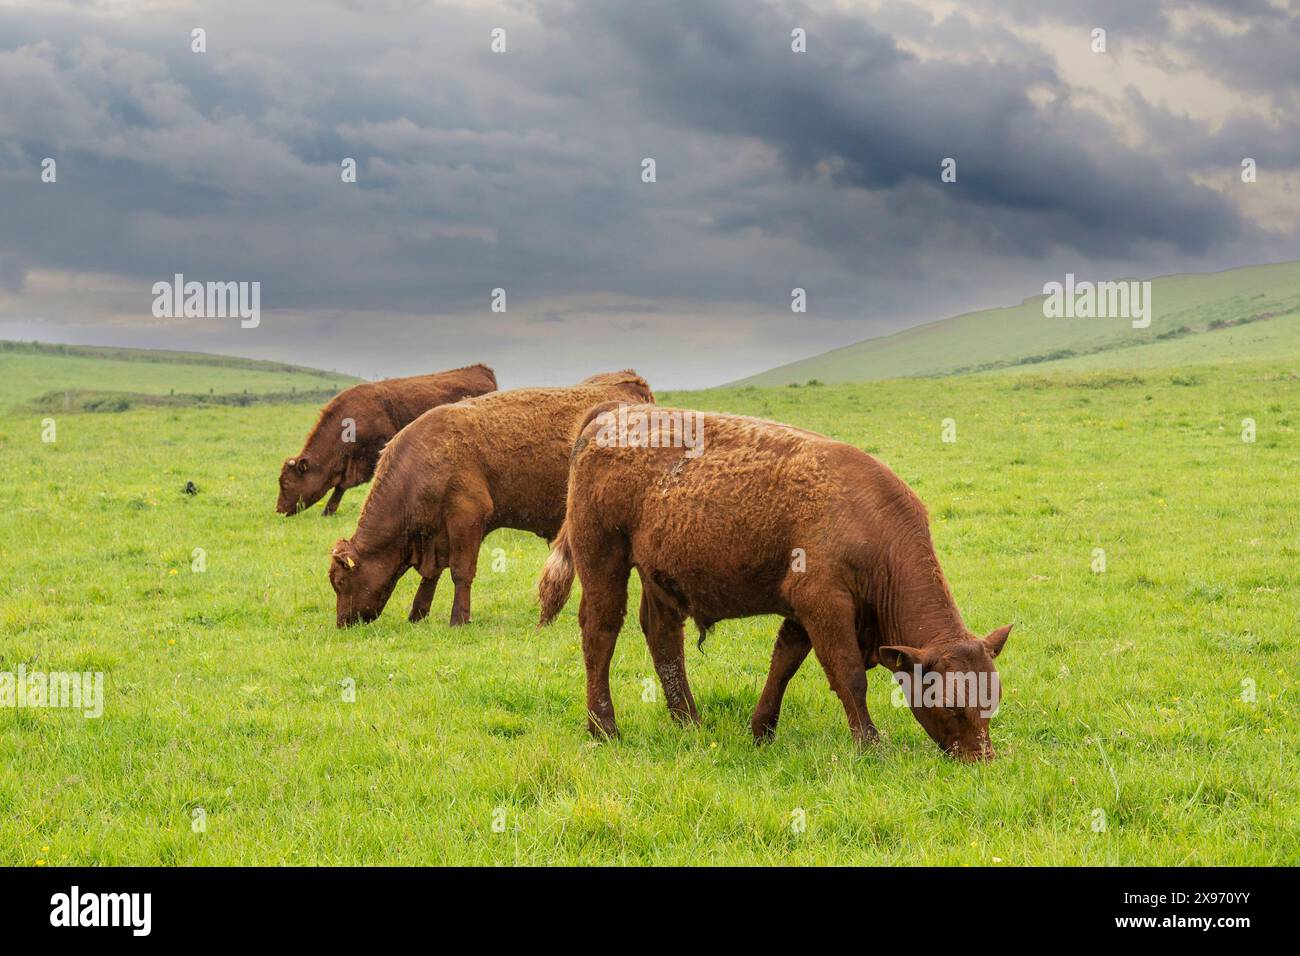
xmin=567 ymin=408 xmax=884 ymax=620
xmin=410 ymin=380 xmax=654 ymax=537
xmin=372 ymin=365 xmax=497 ymax=427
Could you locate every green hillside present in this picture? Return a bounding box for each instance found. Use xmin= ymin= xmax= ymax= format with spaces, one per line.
xmin=736 ymin=260 xmax=1300 ymax=385
xmin=0 ymin=340 xmax=360 ymax=411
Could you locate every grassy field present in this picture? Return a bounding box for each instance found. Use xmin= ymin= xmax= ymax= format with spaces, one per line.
xmin=736 ymin=260 xmax=1300 ymax=385
xmin=1 ymin=347 xmax=1295 ymax=865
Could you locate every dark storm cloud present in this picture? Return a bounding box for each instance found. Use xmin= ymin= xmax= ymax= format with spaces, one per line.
xmin=545 ymin=0 xmax=1247 ymax=258
xmin=0 ymin=0 xmax=1296 ymax=385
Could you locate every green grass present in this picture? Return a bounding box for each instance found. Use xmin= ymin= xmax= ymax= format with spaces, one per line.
xmin=1 ymin=349 xmax=1295 ymax=865
xmin=736 ymin=260 xmax=1300 ymax=385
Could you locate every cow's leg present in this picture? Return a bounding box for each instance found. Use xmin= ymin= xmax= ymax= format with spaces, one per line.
xmin=409 ymin=533 xmax=449 ymax=623
xmin=637 ymin=583 xmax=699 ymax=726
xmin=322 ymin=486 xmax=345 ymax=516
xmin=408 ymin=568 xmax=443 ymax=622
xmin=446 ymin=511 xmax=485 ymax=626
xmin=751 ymin=618 xmax=812 ymax=743
xmin=577 ymin=540 xmax=630 ymax=739
xmin=802 ymin=601 xmax=879 ymax=747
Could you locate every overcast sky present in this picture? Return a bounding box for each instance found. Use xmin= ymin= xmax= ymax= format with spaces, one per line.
xmin=1 ymin=0 xmax=1298 ymax=388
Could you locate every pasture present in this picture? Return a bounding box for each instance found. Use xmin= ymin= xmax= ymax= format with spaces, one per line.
xmin=0 ymin=348 xmax=1296 ymax=865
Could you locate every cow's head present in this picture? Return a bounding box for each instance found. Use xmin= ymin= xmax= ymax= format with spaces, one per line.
xmin=881 ymin=625 xmax=1011 ymax=761
xmin=328 ymin=538 xmax=406 ymax=627
xmin=277 ymin=455 xmax=331 ymax=515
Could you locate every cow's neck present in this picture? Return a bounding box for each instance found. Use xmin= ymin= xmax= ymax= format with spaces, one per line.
xmin=352 ymin=467 xmax=418 ymax=556
xmin=872 ymin=536 xmax=968 ymax=651
xmin=301 ymin=411 xmax=340 ymax=459
xmin=353 ymin=502 xmax=399 ymax=555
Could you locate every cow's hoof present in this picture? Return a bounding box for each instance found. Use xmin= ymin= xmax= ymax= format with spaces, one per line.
xmin=669 ymin=708 xmax=702 ymax=727
xmin=854 ymin=727 xmax=883 ymax=749
xmin=750 ymin=712 xmax=778 ymax=744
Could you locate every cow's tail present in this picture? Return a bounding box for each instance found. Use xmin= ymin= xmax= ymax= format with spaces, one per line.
xmin=537 ymin=521 xmax=575 ymax=627
xmin=539 ymin=401 xmax=620 ymax=626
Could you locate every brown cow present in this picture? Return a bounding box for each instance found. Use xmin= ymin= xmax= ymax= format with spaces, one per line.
xmin=538 ymin=403 xmax=1013 ymax=761
xmin=328 ymin=371 xmax=655 ymax=627
xmin=277 ymin=365 xmax=497 ymax=516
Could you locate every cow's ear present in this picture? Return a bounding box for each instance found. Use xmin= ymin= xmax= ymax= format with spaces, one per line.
xmin=331 ymin=540 xmax=357 ymax=569
xmin=983 ymin=624 xmax=1013 ymax=658
xmin=296 ymin=457 xmax=310 ymax=474
xmin=880 ymin=645 xmax=932 ymax=670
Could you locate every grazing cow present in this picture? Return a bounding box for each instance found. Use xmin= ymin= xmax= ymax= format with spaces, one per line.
xmin=277 ymin=365 xmax=497 ymax=516
xmin=538 ymin=403 xmax=1013 ymax=761
xmin=328 ymin=371 xmax=655 ymax=628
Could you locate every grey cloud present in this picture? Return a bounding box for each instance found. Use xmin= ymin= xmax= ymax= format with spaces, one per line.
xmin=963 ymin=0 xmax=1300 ymax=99
xmin=0 ymin=0 xmax=1297 ymax=386
xmin=0 ymin=253 xmax=26 ymax=292
xmin=546 ymin=0 xmax=1248 ymax=258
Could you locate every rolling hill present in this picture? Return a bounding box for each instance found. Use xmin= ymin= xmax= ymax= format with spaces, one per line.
xmin=734 ymin=260 xmax=1300 ymax=386
xmin=0 ymin=340 xmax=361 ymax=411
